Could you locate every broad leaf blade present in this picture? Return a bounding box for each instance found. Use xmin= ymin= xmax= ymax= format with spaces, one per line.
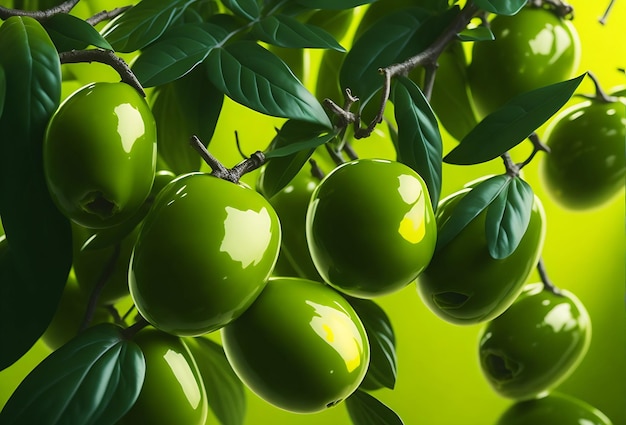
xmin=259 ymin=120 xmax=335 ymax=198
xmin=295 ymin=0 xmax=375 ymax=9
xmin=101 ymin=0 xmax=194 ymax=53
xmin=0 ymin=16 xmax=71 ymax=371
xmin=348 ymin=298 xmax=397 ymax=391
xmin=132 ymin=22 xmax=227 ymax=87
xmin=346 ymin=390 xmax=404 ymax=425
xmin=0 ymin=324 xmax=145 ymax=425
xmin=205 ymin=40 xmax=331 ymax=127
xmin=473 ymin=0 xmax=527 ymax=16
xmin=43 ymin=13 xmax=113 ymax=52
xmin=392 ymin=77 xmax=443 ymax=208
xmin=444 ymin=74 xmax=586 ymax=165
xmin=185 ymin=337 xmax=246 ymax=425
xmin=485 ymin=177 xmax=534 ymax=259
xmin=222 ymin=0 xmax=260 ymax=20
xmin=436 ymin=175 xmax=510 ymax=252
xmin=252 ymin=15 xmax=345 ymax=51
xmin=151 ymin=66 xmax=224 ymax=174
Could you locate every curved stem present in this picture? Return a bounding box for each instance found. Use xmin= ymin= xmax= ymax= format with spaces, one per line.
xmin=86 ymin=6 xmax=130 ymax=26
xmin=537 ymin=257 xmax=563 ymax=296
xmin=0 ymin=0 xmax=78 ymax=20
xmin=121 ymin=316 xmax=150 ymax=340
xmin=587 ymin=71 xmax=618 ymax=103
xmin=518 ymin=132 xmax=550 ymax=170
xmin=59 ymin=49 xmax=145 ymax=97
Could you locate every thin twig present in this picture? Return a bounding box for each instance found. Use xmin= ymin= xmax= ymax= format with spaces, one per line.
xmin=59 ymin=49 xmax=145 ymax=97
xmin=599 ymin=0 xmax=615 ymax=24
xmin=537 ymin=257 xmax=563 ymax=295
xmin=0 ymin=0 xmax=78 ymax=20
xmin=86 ymin=6 xmax=131 ymax=26
xmin=518 ymin=132 xmax=550 ymax=170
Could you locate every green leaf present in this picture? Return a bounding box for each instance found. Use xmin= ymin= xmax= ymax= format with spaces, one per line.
xmin=132 ymin=22 xmax=227 ymax=87
xmin=436 ymin=175 xmax=510 ymax=252
xmin=43 ymin=13 xmax=113 ymax=52
xmin=392 ymin=77 xmax=443 ymax=209
xmin=222 ymin=0 xmax=260 ymax=20
xmin=252 ymin=15 xmax=345 ymax=51
xmin=444 ymin=74 xmax=586 ymax=165
xmin=0 ymin=324 xmax=145 ymax=425
xmin=473 ymin=0 xmax=527 ymax=15
xmin=295 ymin=0 xmax=375 ymax=9
xmin=305 ymin=9 xmax=354 ymax=43
xmin=486 ymin=177 xmax=534 ymax=259
xmin=347 ymin=298 xmax=397 ymax=391
xmin=259 ymin=120 xmax=335 ymax=198
xmin=185 ymin=337 xmax=246 ymax=425
xmin=457 ymin=26 xmax=494 ymax=41
xmin=205 ymin=40 xmax=332 ymax=127
xmin=151 ymin=66 xmax=224 ymax=174
xmin=101 ymin=0 xmax=194 ymax=53
xmin=346 ymin=390 xmax=404 ymax=425
xmin=0 ymin=16 xmax=71 ymax=371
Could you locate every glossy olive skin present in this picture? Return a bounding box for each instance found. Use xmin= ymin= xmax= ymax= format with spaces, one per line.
xmin=417 ymin=187 xmax=546 ymax=325
xmin=306 ymin=159 xmax=437 ymax=298
xmin=468 ymin=7 xmax=580 ymax=117
xmin=44 ymin=82 xmax=157 ymax=229
xmin=497 ymin=392 xmax=612 ymax=425
xmin=267 ymin=169 xmax=323 ymax=281
xmin=118 ymin=328 xmax=208 ymax=425
xmin=222 ymin=277 xmax=370 ymax=414
xmin=129 ymin=172 xmax=281 ymax=336
xmin=479 ymin=282 xmax=591 ymax=400
xmin=541 ymin=98 xmax=626 ymax=209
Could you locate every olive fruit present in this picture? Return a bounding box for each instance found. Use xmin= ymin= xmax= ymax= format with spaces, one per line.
xmin=417 ymin=186 xmax=546 ymax=325
xmin=118 ymin=328 xmax=208 ymax=425
xmin=468 ymin=7 xmax=581 ymax=117
xmin=43 ymin=82 xmax=157 ymax=229
xmin=496 ymin=392 xmax=613 ymax=425
xmin=479 ymin=282 xmax=591 ymax=400
xmin=221 ymin=277 xmax=370 ymax=414
xmin=540 ymin=96 xmax=626 ymax=209
xmin=306 ymin=159 xmax=437 ymax=298
xmin=129 ymin=172 xmax=281 ymax=336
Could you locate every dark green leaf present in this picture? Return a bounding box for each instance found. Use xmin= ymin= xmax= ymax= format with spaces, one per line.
xmin=346 ymin=390 xmax=404 ymax=425
xmin=205 ymin=40 xmax=332 ymax=127
xmin=43 ymin=13 xmax=113 ymax=52
xmin=222 ymin=0 xmax=260 ymax=20
xmin=473 ymin=0 xmax=527 ymax=15
xmin=295 ymin=0 xmax=375 ymax=9
xmin=347 ymin=298 xmax=397 ymax=391
xmin=392 ymin=77 xmax=443 ymax=209
xmin=185 ymin=337 xmax=246 ymax=425
xmin=151 ymin=66 xmax=224 ymax=174
xmin=305 ymin=9 xmax=353 ymax=43
xmin=132 ymin=22 xmax=227 ymax=87
xmin=252 ymin=15 xmax=345 ymax=51
xmin=485 ymin=177 xmax=534 ymax=259
xmin=0 ymin=66 xmax=5 ymax=119
xmin=457 ymin=26 xmax=494 ymax=41
xmin=258 ymin=120 xmax=335 ymax=198
xmin=436 ymin=175 xmax=510 ymax=252
xmin=0 ymin=16 xmax=71 ymax=371
xmin=0 ymin=324 xmax=145 ymax=425
xmin=444 ymin=74 xmax=586 ymax=165
xmin=101 ymin=0 xmax=194 ymax=53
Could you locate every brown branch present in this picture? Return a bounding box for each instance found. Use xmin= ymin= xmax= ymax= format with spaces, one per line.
xmin=86 ymin=6 xmax=131 ymax=26
xmin=0 ymin=0 xmax=79 ymax=20
xmin=59 ymin=49 xmax=145 ymax=97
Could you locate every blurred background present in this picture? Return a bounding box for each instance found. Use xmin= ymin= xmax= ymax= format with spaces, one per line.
xmin=0 ymin=0 xmax=624 ymax=424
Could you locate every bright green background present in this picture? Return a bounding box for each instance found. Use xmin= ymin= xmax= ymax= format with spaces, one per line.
xmin=0 ymin=1 xmax=624 ymax=424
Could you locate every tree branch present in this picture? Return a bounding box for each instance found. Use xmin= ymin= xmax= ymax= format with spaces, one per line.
xmin=0 ymin=0 xmax=79 ymax=20
xmin=86 ymin=6 xmax=131 ymax=26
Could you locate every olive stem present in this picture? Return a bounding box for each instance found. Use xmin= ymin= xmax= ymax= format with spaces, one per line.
xmin=121 ymin=304 xmax=137 ymax=323
xmin=529 ymin=0 xmax=575 ymax=19
xmin=501 ymin=152 xmax=521 ymax=178
xmin=518 ymin=132 xmax=551 ymax=169
xmin=79 ymin=243 xmax=121 ymax=333
xmin=105 ymin=305 xmax=125 ymax=327
xmin=599 ymin=0 xmax=615 ymax=24
xmin=0 ymin=0 xmax=78 ymax=20
xmin=190 ymin=135 xmax=266 ymax=183
xmin=586 ymin=71 xmax=618 ymax=103
xmin=59 ymin=49 xmax=145 ymax=97
xmin=309 ymin=158 xmax=325 ymax=180
xmin=86 ymin=6 xmax=131 ymax=26
xmin=537 ymin=257 xmax=563 ymax=296
xmin=121 ymin=316 xmax=150 ymax=340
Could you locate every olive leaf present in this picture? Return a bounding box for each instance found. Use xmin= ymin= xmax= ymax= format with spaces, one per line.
xmin=0 ymin=16 xmax=71 ymax=371
xmin=252 ymin=15 xmax=346 ymax=51
xmin=473 ymin=0 xmax=527 ymax=16
xmin=43 ymin=13 xmax=113 ymax=52
xmin=222 ymin=0 xmax=260 ymax=21
xmin=457 ymin=26 xmax=494 ymax=41
xmin=101 ymin=0 xmax=195 ymax=52
xmin=346 ymin=390 xmax=404 ymax=425
xmin=347 ymin=298 xmax=397 ymax=391
xmin=0 ymin=324 xmax=145 ymax=425
xmin=391 ymin=76 xmax=443 ymax=209
xmin=205 ymin=40 xmax=332 ymax=128
xmin=444 ymin=74 xmax=586 ymax=165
